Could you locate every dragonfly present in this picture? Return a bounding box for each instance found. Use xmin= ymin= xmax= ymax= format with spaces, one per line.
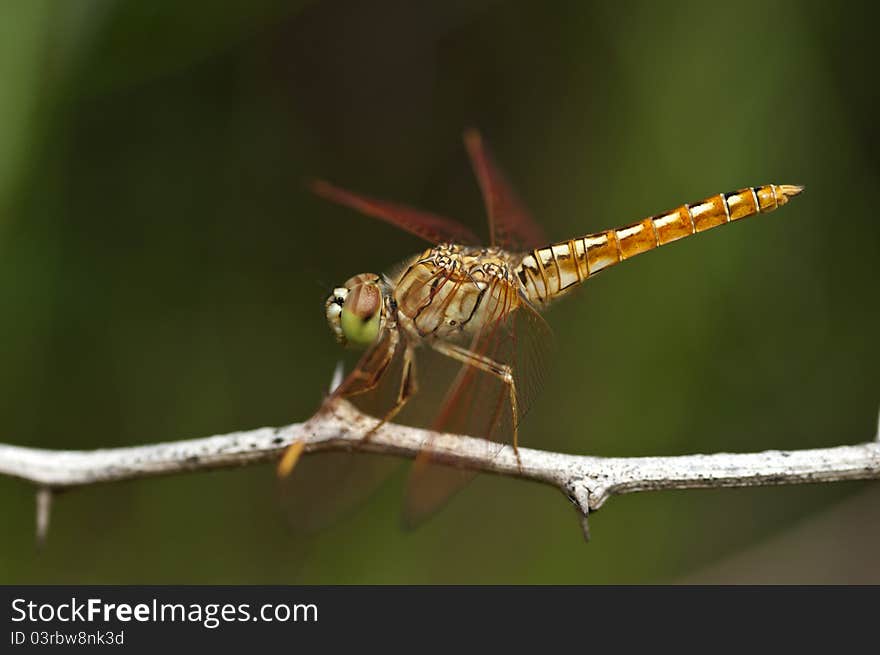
xmin=279 ymin=129 xmax=803 ymax=525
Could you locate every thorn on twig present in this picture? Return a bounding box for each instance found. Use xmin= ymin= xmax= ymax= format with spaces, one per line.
xmin=329 ymin=361 xmax=344 ymax=394
xmin=580 ymin=513 xmax=591 ymax=543
xmin=35 ymin=487 xmax=52 ymax=549
xmin=566 ymin=484 xmax=592 ymax=544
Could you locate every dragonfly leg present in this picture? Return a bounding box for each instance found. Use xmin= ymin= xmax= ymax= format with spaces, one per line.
xmin=282 ymin=330 xmax=400 ymax=478
xmin=338 ymin=329 xmax=399 ymax=399
xmin=429 ymin=341 xmax=522 ymax=470
xmin=364 ymin=344 xmax=418 ymax=440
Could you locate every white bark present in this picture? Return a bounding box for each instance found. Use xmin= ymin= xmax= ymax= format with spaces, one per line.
xmin=1 ymin=400 xmax=878 ymax=541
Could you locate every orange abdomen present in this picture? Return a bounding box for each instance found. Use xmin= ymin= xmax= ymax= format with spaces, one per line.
xmin=517 ymin=184 xmax=803 ymax=305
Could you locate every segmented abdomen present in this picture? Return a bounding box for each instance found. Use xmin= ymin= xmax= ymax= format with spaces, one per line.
xmin=517 ymin=184 xmax=802 ymax=305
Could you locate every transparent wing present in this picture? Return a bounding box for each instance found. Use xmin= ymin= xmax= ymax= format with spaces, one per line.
xmin=309 ymin=179 xmax=481 ymax=246
xmin=277 ymin=327 xmax=402 ymax=533
xmin=464 ymin=129 xmax=547 ymax=251
xmin=403 ymin=290 xmax=553 ymax=527
xmin=277 ymin=451 xmax=400 ymax=535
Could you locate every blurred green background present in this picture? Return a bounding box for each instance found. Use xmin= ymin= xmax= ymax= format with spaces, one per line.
xmin=1 ymin=0 xmax=878 ymax=584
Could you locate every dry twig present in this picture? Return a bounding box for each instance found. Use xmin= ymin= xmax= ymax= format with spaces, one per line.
xmin=1 ymin=399 xmax=878 ymax=542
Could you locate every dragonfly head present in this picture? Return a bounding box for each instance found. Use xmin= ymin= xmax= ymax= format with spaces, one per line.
xmin=325 ymin=273 xmax=387 ymax=349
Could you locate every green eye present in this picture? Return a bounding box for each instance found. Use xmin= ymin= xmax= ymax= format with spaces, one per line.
xmin=340 ymin=306 xmax=381 ymax=348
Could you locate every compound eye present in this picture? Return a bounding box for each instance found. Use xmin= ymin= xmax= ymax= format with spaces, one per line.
xmin=340 ymin=283 xmax=382 ymax=348
xmin=345 ymin=284 xmax=380 ymax=319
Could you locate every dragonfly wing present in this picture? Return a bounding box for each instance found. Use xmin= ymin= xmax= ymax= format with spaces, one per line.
xmin=309 ymin=179 xmax=481 ymax=246
xmin=278 ymin=327 xmax=403 ymax=533
xmin=403 ymin=288 xmax=553 ymax=527
xmin=463 ymin=129 xmax=547 ymax=251
xmin=278 ymin=451 xmax=400 ymax=535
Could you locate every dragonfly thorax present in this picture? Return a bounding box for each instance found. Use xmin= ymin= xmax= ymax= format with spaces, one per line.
xmin=392 ymin=245 xmax=523 ymax=343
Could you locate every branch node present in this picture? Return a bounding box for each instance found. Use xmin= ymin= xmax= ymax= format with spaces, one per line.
xmin=35 ymin=487 xmax=53 ymax=549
